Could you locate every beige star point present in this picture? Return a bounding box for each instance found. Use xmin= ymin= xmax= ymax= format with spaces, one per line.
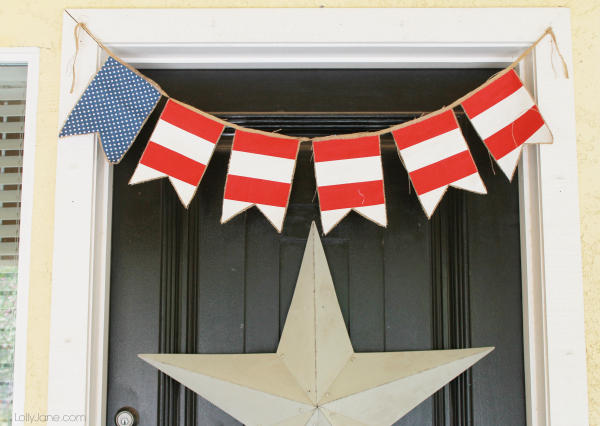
xmin=277 ymin=223 xmax=354 ymax=405
xmin=140 ymin=222 xmax=493 ymax=426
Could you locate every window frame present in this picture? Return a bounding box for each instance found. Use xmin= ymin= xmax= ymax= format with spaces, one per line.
xmin=48 ymin=8 xmax=587 ymax=426
xmin=0 ymin=47 xmax=39 ymax=421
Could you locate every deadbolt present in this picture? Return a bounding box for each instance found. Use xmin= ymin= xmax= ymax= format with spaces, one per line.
xmin=115 ymin=407 xmax=139 ymax=426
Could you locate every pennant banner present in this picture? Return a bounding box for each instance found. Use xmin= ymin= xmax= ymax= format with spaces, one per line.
xmin=59 ymin=24 xmax=564 ymax=233
xmin=129 ymin=100 xmax=225 ymax=207
xmin=392 ymin=110 xmax=486 ymax=217
xmin=461 ymin=69 xmax=553 ymax=180
xmin=222 ymin=131 xmax=300 ymax=232
xmin=313 ymin=136 xmax=386 ymax=234
xmin=59 ymin=57 xmax=162 ymax=164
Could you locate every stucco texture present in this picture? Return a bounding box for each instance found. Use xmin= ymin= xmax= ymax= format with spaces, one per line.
xmin=0 ymin=0 xmax=598 ymax=423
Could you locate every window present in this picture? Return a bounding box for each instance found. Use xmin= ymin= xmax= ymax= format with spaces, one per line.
xmin=0 ymin=48 xmax=38 ymax=425
xmin=0 ymin=64 xmax=26 ymax=425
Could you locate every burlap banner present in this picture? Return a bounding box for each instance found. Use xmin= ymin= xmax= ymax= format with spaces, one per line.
xmin=59 ymin=23 xmax=566 ymax=233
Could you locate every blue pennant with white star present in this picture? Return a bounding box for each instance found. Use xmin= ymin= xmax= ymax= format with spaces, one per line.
xmin=59 ymin=57 xmax=162 ymax=164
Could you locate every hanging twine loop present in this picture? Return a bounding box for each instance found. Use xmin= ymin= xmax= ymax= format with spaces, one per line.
xmin=70 ymin=22 xmax=84 ymax=94
xmin=547 ymin=27 xmax=569 ymax=79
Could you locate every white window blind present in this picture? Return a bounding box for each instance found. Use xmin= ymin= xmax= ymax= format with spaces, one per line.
xmin=0 ymin=65 xmax=26 ymax=426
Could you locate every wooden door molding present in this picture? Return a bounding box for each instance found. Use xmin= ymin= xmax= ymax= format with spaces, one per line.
xmin=49 ymin=8 xmax=585 ymax=426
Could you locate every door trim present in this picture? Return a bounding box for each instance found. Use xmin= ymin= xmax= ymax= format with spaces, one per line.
xmin=48 ymin=8 xmax=586 ymax=425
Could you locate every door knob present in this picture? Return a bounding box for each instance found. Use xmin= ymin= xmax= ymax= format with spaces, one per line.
xmin=115 ymin=407 xmax=139 ymax=426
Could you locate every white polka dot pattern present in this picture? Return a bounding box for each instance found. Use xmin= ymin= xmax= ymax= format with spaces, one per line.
xmin=59 ymin=57 xmax=162 ymax=164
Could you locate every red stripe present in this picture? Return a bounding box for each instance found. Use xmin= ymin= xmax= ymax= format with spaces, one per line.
xmin=140 ymin=141 xmax=206 ymax=186
xmin=318 ymin=180 xmax=385 ymax=211
xmin=461 ymin=70 xmax=524 ymax=118
xmin=313 ymin=136 xmax=380 ymax=162
xmin=409 ymin=151 xmax=478 ymax=195
xmin=224 ymin=175 xmax=291 ymax=207
xmin=233 ymin=131 xmax=299 ymax=159
xmin=160 ymin=100 xmax=225 ymax=142
xmin=393 ymin=110 xmax=459 ymax=149
xmin=484 ymin=106 xmax=546 ymax=159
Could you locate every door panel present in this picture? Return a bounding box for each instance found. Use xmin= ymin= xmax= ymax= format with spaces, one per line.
xmin=107 ymin=69 xmax=525 ymax=425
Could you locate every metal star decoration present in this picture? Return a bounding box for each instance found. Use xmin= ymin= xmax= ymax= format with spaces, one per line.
xmin=140 ymin=223 xmax=493 ymax=425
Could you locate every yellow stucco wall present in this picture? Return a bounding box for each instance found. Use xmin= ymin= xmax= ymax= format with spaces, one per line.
xmin=1 ymin=0 xmax=598 ymax=423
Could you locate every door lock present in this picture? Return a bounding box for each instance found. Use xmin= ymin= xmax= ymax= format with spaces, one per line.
xmin=115 ymin=407 xmax=139 ymax=426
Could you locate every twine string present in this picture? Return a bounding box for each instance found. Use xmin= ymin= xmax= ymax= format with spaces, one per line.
xmin=67 ymin=17 xmax=568 ymax=142
xmin=548 ymin=28 xmax=569 ymax=79
xmin=69 ymin=23 xmax=83 ymax=93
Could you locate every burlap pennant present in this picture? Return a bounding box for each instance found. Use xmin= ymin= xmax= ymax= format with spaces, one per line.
xmin=392 ymin=110 xmax=486 ymax=218
xmin=221 ymin=130 xmax=301 ymax=232
xmin=313 ymin=135 xmax=387 ymax=235
xmin=59 ymin=56 xmax=162 ymax=164
xmin=461 ymin=69 xmax=553 ymax=180
xmin=129 ymin=99 xmax=225 ymax=207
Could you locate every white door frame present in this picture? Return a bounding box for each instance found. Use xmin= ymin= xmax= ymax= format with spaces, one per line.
xmin=48 ymin=8 xmax=587 ymax=426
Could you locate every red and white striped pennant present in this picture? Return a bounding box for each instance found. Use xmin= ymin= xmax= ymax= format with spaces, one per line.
xmin=313 ymin=135 xmax=386 ymax=234
xmin=461 ymin=69 xmax=552 ymax=179
xmin=392 ymin=110 xmax=486 ymax=217
xmin=129 ymin=100 xmax=225 ymax=207
xmin=222 ymin=131 xmax=300 ymax=232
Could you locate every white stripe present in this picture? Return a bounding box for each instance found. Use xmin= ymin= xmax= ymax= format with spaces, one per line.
xmin=451 ymin=172 xmax=486 ymax=194
xmin=321 ymin=208 xmax=351 ymax=235
xmin=150 ymin=119 xmax=217 ymax=165
xmin=354 ymin=204 xmax=387 ymax=227
xmin=315 ymin=156 xmax=383 ymax=187
xmin=229 ymin=150 xmax=296 ymax=184
xmin=418 ymin=187 xmax=447 ymax=218
xmin=169 ymin=177 xmax=197 ymax=207
xmin=222 ymin=199 xmax=253 ymax=223
xmin=399 ymin=128 xmax=467 ymax=172
xmin=129 ymin=163 xmax=166 ymax=184
xmin=470 ymin=86 xmax=535 ymax=140
xmin=524 ymin=122 xmax=553 ymax=145
xmin=496 ymin=147 xmax=523 ymax=180
xmin=256 ymin=204 xmax=287 ymax=232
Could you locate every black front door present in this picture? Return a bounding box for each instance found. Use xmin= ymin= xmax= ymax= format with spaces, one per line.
xmin=106 ymin=69 xmax=526 ymax=425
